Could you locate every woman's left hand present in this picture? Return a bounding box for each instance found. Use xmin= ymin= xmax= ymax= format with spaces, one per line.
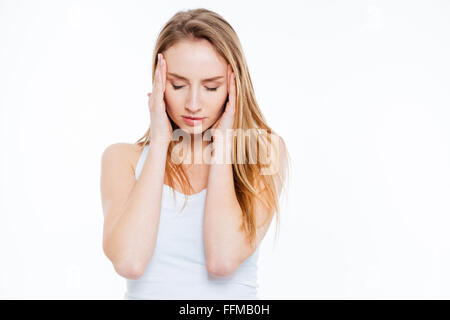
xmin=211 ymin=64 xmax=236 ymax=142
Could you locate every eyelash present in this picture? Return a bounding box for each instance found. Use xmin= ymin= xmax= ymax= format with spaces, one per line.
xmin=172 ymin=85 xmax=218 ymax=91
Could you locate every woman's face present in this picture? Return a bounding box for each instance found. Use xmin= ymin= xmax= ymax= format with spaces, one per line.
xmin=162 ymin=39 xmax=229 ymax=135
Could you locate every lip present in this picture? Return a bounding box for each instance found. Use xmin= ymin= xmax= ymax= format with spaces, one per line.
xmin=182 ymin=116 xmax=206 ymax=126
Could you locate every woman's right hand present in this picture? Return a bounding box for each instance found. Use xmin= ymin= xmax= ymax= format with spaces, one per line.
xmin=147 ymin=53 xmax=173 ymax=145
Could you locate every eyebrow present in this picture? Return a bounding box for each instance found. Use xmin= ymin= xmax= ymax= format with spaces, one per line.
xmin=168 ymin=72 xmax=224 ymax=82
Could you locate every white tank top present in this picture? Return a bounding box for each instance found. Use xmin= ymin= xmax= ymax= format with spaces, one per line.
xmin=124 ymin=143 xmax=260 ymax=300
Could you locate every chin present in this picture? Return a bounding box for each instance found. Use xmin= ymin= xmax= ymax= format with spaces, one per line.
xmin=179 ymin=125 xmax=208 ymax=134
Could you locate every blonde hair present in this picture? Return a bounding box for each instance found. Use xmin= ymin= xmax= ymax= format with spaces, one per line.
xmin=135 ymin=8 xmax=291 ymax=249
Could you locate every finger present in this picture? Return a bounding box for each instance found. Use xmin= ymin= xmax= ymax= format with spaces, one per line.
xmin=153 ymin=54 xmax=163 ymax=100
xmin=158 ymin=53 xmax=163 ymax=88
xmin=158 ymin=54 xmax=166 ymax=95
xmin=227 ymin=64 xmax=231 ymax=95
xmin=161 ymin=55 xmax=166 ymax=93
xmin=224 ymin=101 xmax=234 ymax=117
xmin=228 ymin=73 xmax=236 ymax=112
xmin=153 ymin=57 xmax=160 ymax=93
xmin=212 ymin=117 xmax=220 ymax=130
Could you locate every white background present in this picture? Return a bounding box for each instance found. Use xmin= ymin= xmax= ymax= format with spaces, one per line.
xmin=1 ymin=0 xmax=449 ymax=299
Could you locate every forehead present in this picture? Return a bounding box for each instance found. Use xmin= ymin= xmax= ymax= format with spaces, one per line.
xmin=164 ymin=39 xmax=227 ymax=79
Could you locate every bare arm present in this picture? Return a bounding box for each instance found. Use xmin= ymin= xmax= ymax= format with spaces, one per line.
xmin=203 ymin=65 xmax=285 ymax=277
xmin=203 ymin=135 xmax=284 ymax=277
xmin=101 ymin=53 xmax=171 ymax=279
xmin=100 ymin=141 xmax=169 ymax=279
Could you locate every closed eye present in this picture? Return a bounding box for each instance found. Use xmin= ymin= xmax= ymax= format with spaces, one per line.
xmin=171 ymin=84 xmax=218 ymax=91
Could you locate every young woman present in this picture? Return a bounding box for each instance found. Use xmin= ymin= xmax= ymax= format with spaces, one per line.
xmin=100 ymin=8 xmax=290 ymax=300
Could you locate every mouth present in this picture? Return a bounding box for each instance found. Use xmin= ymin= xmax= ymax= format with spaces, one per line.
xmin=183 ymin=116 xmax=205 ymax=120
xmin=182 ymin=116 xmax=206 ymax=126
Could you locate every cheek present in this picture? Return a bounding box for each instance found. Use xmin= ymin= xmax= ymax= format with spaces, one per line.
xmin=207 ymin=90 xmax=228 ymax=111
xmin=164 ymin=91 xmax=183 ymax=112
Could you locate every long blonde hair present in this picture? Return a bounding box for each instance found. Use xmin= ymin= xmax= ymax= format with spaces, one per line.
xmin=135 ymin=8 xmax=291 ymax=249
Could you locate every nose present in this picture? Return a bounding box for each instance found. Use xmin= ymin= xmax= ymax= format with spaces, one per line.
xmin=185 ymin=87 xmax=202 ymax=115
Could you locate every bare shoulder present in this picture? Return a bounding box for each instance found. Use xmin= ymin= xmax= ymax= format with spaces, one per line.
xmin=100 ymin=142 xmax=146 ymax=221
xmin=101 ymin=142 xmax=146 ymax=175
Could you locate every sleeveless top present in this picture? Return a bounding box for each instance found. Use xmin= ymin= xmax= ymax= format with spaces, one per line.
xmin=124 ymin=143 xmax=260 ymax=300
